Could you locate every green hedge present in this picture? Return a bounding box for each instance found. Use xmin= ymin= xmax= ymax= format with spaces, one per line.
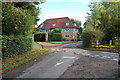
xmin=81 ymin=32 xmax=91 ymax=47
xmin=48 ymin=33 xmax=62 ymax=41
xmin=2 ymin=36 xmax=32 ymax=57
xmin=34 ymin=33 xmax=46 ymax=41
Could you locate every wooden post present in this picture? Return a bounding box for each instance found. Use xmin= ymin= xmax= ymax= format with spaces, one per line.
xmin=109 ymin=40 xmax=112 ymax=49
xmin=96 ymin=40 xmax=99 ymax=48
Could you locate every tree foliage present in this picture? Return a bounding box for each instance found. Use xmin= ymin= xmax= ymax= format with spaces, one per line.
xmin=52 ymin=28 xmax=61 ymax=33
xmin=74 ymin=20 xmax=81 ymax=27
xmin=2 ymin=2 xmax=41 ymax=36
xmin=48 ymin=28 xmax=62 ymax=41
xmin=83 ymin=2 xmax=120 ymax=47
xmin=84 ymin=2 xmax=120 ymax=42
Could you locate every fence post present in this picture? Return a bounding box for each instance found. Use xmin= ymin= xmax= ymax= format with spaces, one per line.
xmin=109 ymin=40 xmax=112 ymax=49
xmin=96 ymin=40 xmax=99 ymax=48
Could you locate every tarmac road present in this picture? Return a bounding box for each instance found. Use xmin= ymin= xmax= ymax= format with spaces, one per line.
xmin=3 ymin=42 xmax=119 ymax=79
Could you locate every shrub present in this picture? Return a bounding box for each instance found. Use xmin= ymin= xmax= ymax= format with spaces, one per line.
xmin=52 ymin=28 xmax=61 ymax=33
xmin=62 ymin=38 xmax=67 ymax=41
xmin=2 ymin=35 xmax=32 ymax=57
xmin=71 ymin=39 xmax=75 ymax=41
xmin=48 ymin=33 xmax=52 ymax=41
xmin=48 ymin=33 xmax=62 ymax=41
xmin=34 ymin=33 xmax=46 ymax=41
xmin=52 ymin=33 xmax=62 ymax=41
xmin=48 ymin=28 xmax=62 ymax=41
xmin=81 ymin=32 xmax=91 ymax=47
xmin=2 ymin=3 xmax=39 ymax=37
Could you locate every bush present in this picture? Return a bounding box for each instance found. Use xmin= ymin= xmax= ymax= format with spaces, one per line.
xmin=52 ymin=28 xmax=61 ymax=33
xmin=2 ymin=3 xmax=38 ymax=36
xmin=48 ymin=33 xmax=62 ymax=41
xmin=34 ymin=33 xmax=46 ymax=41
xmin=48 ymin=33 xmax=52 ymax=41
xmin=2 ymin=36 xmax=32 ymax=57
xmin=81 ymin=32 xmax=91 ymax=47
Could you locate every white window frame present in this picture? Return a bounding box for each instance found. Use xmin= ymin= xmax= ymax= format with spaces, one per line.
xmin=66 ymin=22 xmax=69 ymax=26
xmin=39 ymin=30 xmax=42 ymax=32
xmin=65 ymin=34 xmax=70 ymax=38
xmin=65 ymin=29 xmax=70 ymax=32
xmin=40 ymin=24 xmax=43 ymax=27
xmin=52 ymin=24 xmax=56 ymax=26
xmin=74 ymin=23 xmax=77 ymax=26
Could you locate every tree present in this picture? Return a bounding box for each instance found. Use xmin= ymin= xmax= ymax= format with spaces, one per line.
xmin=2 ymin=1 xmax=45 ymax=37
xmin=74 ymin=20 xmax=81 ymax=27
xmin=52 ymin=28 xmax=61 ymax=33
xmin=74 ymin=20 xmax=82 ymax=40
xmin=33 ymin=28 xmax=39 ymax=34
xmin=101 ymin=2 xmax=120 ymax=40
xmin=83 ymin=2 xmax=105 ymax=47
xmin=83 ymin=1 xmax=120 ymax=48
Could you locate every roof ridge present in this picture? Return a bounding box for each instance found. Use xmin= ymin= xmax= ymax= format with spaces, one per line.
xmin=46 ymin=17 xmax=69 ymax=20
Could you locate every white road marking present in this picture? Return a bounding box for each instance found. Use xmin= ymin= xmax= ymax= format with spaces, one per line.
xmin=62 ymin=56 xmax=76 ymax=59
xmin=95 ymin=55 xmax=99 ymax=57
xmin=111 ymin=58 xmax=118 ymax=61
xmin=102 ymin=56 xmax=110 ymax=58
xmin=80 ymin=53 xmax=90 ymax=56
xmin=55 ymin=62 xmax=64 ymax=66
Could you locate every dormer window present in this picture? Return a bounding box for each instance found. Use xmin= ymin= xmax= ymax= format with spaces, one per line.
xmin=40 ymin=24 xmax=43 ymax=27
xmin=66 ymin=22 xmax=69 ymax=26
xmin=52 ymin=24 xmax=56 ymax=26
xmin=74 ymin=23 xmax=77 ymax=26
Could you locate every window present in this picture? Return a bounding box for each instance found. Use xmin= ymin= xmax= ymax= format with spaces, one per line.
xmin=74 ymin=23 xmax=77 ymax=26
xmin=52 ymin=24 xmax=56 ymax=26
xmin=40 ymin=24 xmax=43 ymax=27
xmin=66 ymin=22 xmax=69 ymax=26
xmin=39 ymin=30 xmax=42 ymax=32
xmin=65 ymin=29 xmax=70 ymax=32
xmin=45 ymin=30 xmax=48 ymax=32
xmin=65 ymin=34 xmax=70 ymax=38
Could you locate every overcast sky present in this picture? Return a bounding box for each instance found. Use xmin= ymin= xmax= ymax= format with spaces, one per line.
xmin=37 ymin=0 xmax=92 ymax=27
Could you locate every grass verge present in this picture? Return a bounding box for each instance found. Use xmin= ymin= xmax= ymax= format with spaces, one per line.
xmin=77 ymin=45 xmax=120 ymax=53
xmin=2 ymin=42 xmax=48 ymax=73
xmin=86 ymin=48 xmax=120 ymax=53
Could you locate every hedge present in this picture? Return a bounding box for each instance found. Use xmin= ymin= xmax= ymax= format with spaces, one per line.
xmin=81 ymin=32 xmax=91 ymax=47
xmin=48 ymin=33 xmax=62 ymax=41
xmin=34 ymin=33 xmax=46 ymax=41
xmin=2 ymin=36 xmax=32 ymax=57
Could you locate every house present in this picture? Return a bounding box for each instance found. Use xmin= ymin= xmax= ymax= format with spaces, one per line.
xmin=38 ymin=17 xmax=79 ymax=41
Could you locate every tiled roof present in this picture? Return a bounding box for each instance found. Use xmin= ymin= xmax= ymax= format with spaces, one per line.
xmin=38 ymin=17 xmax=78 ymax=29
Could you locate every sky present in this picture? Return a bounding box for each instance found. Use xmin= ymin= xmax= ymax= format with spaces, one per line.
xmin=37 ymin=0 xmax=92 ymax=27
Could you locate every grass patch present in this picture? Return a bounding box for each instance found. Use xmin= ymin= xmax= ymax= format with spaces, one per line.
xmin=50 ymin=41 xmax=76 ymax=44
xmin=86 ymin=48 xmax=120 ymax=53
xmin=77 ymin=45 xmax=119 ymax=53
xmin=2 ymin=42 xmax=48 ymax=73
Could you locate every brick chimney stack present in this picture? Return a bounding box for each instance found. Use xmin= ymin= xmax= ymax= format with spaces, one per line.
xmin=71 ymin=18 xmax=74 ymax=22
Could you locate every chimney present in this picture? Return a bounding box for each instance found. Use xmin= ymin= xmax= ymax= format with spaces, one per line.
xmin=71 ymin=18 xmax=74 ymax=22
